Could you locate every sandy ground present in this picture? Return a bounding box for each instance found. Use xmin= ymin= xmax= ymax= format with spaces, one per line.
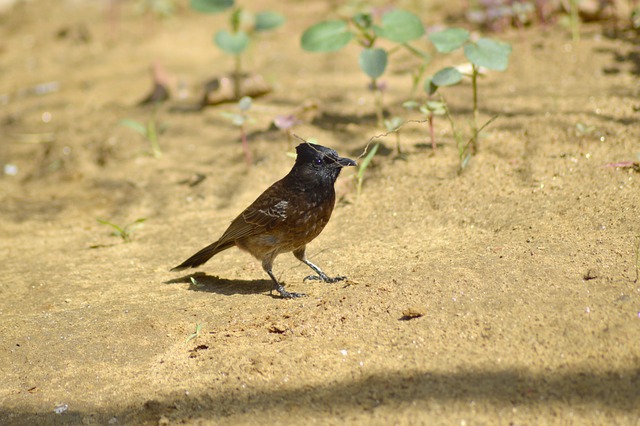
xmin=1 ymin=0 xmax=640 ymax=424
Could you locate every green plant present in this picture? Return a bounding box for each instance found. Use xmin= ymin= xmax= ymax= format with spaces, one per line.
xmin=633 ymin=6 xmax=640 ymax=29
xmin=441 ymin=98 xmax=497 ymax=173
xmin=135 ymin=0 xmax=176 ymax=18
xmin=356 ymin=142 xmax=379 ymax=199
xmin=427 ymin=28 xmax=511 ymax=155
xmin=221 ymin=96 xmax=254 ymax=165
xmin=190 ymin=277 xmax=205 ymax=288
xmin=383 ymin=116 xmax=404 ymax=155
xmin=403 ymin=98 xmax=446 ymax=152
xmin=120 ymin=107 xmax=164 ymax=158
xmin=185 ymin=323 xmax=203 ymax=344
xmin=301 ymin=8 xmax=426 ymax=126
xmin=568 ymin=0 xmax=580 ymax=42
xmin=96 ymin=218 xmax=146 ymax=243
xmin=190 ymin=0 xmax=285 ymax=100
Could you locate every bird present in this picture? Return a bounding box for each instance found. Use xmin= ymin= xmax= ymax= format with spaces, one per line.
xmin=172 ymin=142 xmax=357 ymax=298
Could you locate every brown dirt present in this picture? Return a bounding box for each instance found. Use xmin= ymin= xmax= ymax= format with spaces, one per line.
xmin=1 ymin=1 xmax=640 ymax=424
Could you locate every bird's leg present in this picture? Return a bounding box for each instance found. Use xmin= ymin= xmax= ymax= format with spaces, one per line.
xmin=293 ymin=247 xmax=346 ymax=283
xmin=266 ymin=270 xmax=305 ymax=298
xmin=263 ymin=257 xmax=305 ymax=299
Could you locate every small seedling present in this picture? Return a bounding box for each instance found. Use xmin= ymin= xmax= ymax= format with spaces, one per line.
xmin=442 ymin=97 xmax=497 ymax=173
xmin=221 ymin=96 xmax=254 ymax=165
xmin=301 ymin=8 xmax=426 ymax=126
xmin=120 ymin=107 xmax=164 ymax=158
xmin=575 ymin=122 xmax=596 ymax=136
xmin=190 ymin=0 xmax=285 ymax=100
xmin=135 ymin=0 xmax=176 ymax=18
xmin=427 ymin=28 xmax=511 ymax=155
xmin=185 ymin=323 xmax=203 ymax=344
xmin=96 ymin=218 xmax=146 ymax=243
xmin=633 ymin=7 xmax=640 ymax=29
xmin=403 ymin=98 xmax=447 ymax=152
xmin=356 ymin=142 xmax=379 ymax=199
xmin=383 ymin=116 xmax=404 ymax=155
xmin=190 ymin=276 xmax=205 ymax=289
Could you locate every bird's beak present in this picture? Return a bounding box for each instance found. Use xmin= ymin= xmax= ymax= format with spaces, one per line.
xmin=336 ymin=156 xmax=357 ymax=168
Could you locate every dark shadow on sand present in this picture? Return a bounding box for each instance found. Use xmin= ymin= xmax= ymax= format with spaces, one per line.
xmin=165 ymin=272 xmax=273 ymax=296
xmin=3 ymin=366 xmax=638 ymax=424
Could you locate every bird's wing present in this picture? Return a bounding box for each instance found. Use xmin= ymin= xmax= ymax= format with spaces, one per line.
xmin=216 ymin=191 xmax=290 ymax=244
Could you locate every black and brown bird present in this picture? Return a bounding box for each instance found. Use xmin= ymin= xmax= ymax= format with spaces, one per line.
xmin=172 ymin=142 xmax=357 ymax=298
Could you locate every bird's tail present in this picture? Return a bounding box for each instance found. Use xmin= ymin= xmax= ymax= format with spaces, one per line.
xmin=171 ymin=240 xmax=235 ymax=271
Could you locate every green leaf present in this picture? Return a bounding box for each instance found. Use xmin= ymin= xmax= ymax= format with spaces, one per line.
xmin=378 ymin=9 xmax=425 ymax=43
xmin=403 ymin=43 xmax=430 ymax=62
xmin=463 ymin=37 xmax=512 ymax=71
xmin=384 ymin=116 xmax=403 ymax=131
xmin=97 ymin=218 xmax=125 ymax=236
xmin=423 ymin=101 xmax=446 ymax=115
xmin=428 ymin=28 xmax=469 ymax=53
xmin=238 ymin=96 xmax=252 ymax=111
xmin=185 ymin=323 xmax=203 ymax=344
xmin=221 ymin=112 xmax=245 ymax=126
xmin=301 ymin=20 xmax=354 ymax=52
xmin=352 ymin=12 xmax=373 ymax=31
xmin=431 ymin=67 xmax=463 ymax=87
xmin=423 ymin=78 xmax=437 ymax=95
xmin=126 ymin=218 xmax=147 ymax=229
xmin=255 ymin=11 xmax=285 ymax=31
xmin=358 ymin=143 xmax=379 ymax=180
xmin=359 ymin=48 xmax=387 ymax=79
xmin=190 ymin=0 xmax=233 ymax=14
xmin=214 ymin=30 xmax=250 ymax=55
xmin=119 ymin=119 xmax=148 ymax=136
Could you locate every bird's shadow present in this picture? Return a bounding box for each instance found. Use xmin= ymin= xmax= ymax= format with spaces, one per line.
xmin=165 ymin=272 xmax=275 ymax=297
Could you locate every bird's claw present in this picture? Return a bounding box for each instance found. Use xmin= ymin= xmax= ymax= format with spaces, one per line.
xmin=280 ymin=290 xmax=306 ymax=299
xmin=271 ymin=284 xmax=306 ymax=299
xmin=304 ymin=274 xmax=347 ymax=283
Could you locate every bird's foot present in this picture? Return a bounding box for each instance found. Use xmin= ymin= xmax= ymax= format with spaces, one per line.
xmin=271 ymin=283 xmax=306 ymax=299
xmin=304 ymin=273 xmax=347 ymax=284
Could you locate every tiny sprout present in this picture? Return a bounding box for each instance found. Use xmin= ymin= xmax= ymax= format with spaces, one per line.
xmin=356 ymin=143 xmax=379 ymax=199
xmin=190 ymin=277 xmax=204 ymax=288
xmin=383 ymin=116 xmax=404 ymax=155
xmin=575 ymin=122 xmax=596 ymax=136
xmin=221 ymin=96 xmax=254 ymax=165
xmin=119 ymin=108 xmax=164 ymax=158
xmin=185 ymin=323 xmax=203 ymax=344
xmin=96 ymin=218 xmax=146 ymax=243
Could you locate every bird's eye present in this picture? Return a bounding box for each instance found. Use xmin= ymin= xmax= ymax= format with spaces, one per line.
xmin=314 ymin=158 xmax=323 ymax=165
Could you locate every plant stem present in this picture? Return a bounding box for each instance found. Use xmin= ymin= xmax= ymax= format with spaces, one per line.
xmin=428 ymin=113 xmax=436 ymax=152
xmin=148 ymin=106 xmax=162 ymax=158
xmin=233 ymin=54 xmax=242 ymax=100
xmin=570 ymin=0 xmax=580 ymax=42
xmin=372 ymin=78 xmax=383 ymax=127
xmin=471 ymin=64 xmax=479 ymax=155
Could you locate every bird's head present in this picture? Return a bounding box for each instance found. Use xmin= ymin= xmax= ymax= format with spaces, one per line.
xmin=292 ymin=142 xmax=357 ymax=186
